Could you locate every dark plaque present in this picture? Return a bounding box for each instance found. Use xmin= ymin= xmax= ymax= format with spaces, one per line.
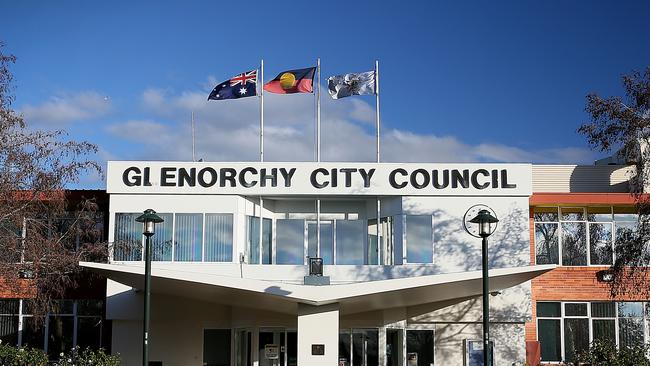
xmin=312 ymin=344 xmax=325 ymax=355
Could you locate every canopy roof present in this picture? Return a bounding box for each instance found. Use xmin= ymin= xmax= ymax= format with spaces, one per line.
xmin=81 ymin=262 xmax=554 ymax=315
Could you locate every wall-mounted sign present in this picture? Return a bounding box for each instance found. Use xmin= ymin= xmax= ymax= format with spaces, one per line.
xmin=407 ymin=352 xmax=418 ymax=366
xmin=311 ymin=344 xmax=325 ymax=355
xmin=264 ymin=344 xmax=279 ymax=360
xmin=108 ymin=162 xmax=532 ymax=196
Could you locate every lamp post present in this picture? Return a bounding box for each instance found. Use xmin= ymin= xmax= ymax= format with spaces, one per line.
xmin=135 ymin=209 xmax=164 ymax=366
xmin=463 ymin=205 xmax=499 ymax=366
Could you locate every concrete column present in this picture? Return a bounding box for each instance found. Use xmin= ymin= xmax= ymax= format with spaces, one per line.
xmin=297 ymin=303 xmax=339 ymax=366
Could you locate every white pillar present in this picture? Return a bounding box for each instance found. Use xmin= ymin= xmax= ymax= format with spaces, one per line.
xmin=297 ymin=303 xmax=339 ymax=366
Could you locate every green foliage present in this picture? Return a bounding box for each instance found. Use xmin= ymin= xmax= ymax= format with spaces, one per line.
xmin=0 ymin=342 xmax=120 ymax=366
xmin=52 ymin=346 xmax=120 ymax=366
xmin=0 ymin=340 xmax=48 ymax=366
xmin=574 ymin=339 xmax=650 ymax=366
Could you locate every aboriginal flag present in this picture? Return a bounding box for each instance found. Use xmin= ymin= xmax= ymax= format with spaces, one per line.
xmin=263 ymin=67 xmax=316 ymax=94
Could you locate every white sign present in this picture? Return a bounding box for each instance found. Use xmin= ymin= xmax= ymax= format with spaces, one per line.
xmin=107 ymin=161 xmax=532 ymax=196
xmin=264 ymin=344 xmax=279 ymax=360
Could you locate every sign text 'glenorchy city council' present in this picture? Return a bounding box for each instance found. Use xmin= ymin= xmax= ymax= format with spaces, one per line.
xmin=107 ymin=162 xmax=532 ymax=196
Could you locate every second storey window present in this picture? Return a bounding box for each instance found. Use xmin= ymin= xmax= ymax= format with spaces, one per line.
xmin=534 ymin=206 xmax=635 ymax=266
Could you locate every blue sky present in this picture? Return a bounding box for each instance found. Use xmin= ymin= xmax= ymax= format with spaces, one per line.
xmin=2 ymin=0 xmax=650 ymax=186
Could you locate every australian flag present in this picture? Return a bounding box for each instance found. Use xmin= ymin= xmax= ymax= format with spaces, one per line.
xmin=208 ymin=70 xmax=258 ymax=100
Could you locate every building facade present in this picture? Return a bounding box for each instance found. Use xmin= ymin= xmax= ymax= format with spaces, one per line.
xmin=525 ymin=165 xmax=643 ymax=364
xmin=84 ymin=161 xmax=556 ymax=366
xmin=0 ymin=190 xmax=111 ymax=359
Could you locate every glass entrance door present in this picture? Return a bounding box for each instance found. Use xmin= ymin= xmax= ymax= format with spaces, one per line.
xmin=258 ymin=329 xmax=297 ymax=366
xmin=235 ymin=329 xmax=252 ymax=366
xmin=386 ymin=329 xmax=404 ymax=366
xmin=339 ymin=329 xmax=379 ymax=366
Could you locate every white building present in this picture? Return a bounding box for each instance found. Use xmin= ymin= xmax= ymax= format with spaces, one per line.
xmin=83 ymin=161 xmax=557 ymax=366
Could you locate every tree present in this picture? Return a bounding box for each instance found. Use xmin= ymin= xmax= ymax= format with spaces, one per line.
xmin=0 ymin=41 xmax=105 ymax=320
xmin=578 ymin=67 xmax=650 ymax=297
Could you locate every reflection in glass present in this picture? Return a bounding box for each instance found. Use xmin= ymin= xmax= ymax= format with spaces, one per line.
xmin=561 ymin=207 xmax=585 ymax=221
xmin=336 ymin=220 xmax=365 ymax=265
xmin=276 ymin=219 xmax=305 ymax=264
xmin=77 ymin=317 xmax=102 ymax=350
xmin=308 ymin=222 xmax=333 ymax=265
xmin=561 ymin=222 xmax=587 ymax=266
xmin=205 ymin=214 xmax=233 ymax=262
xmin=587 ymin=207 xmax=612 ymax=222
xmin=151 ymin=213 xmax=173 ymax=261
xmin=589 ymin=223 xmax=613 ymax=265
xmin=247 ymin=217 xmax=272 ymax=264
xmin=21 ymin=317 xmax=44 ymax=349
xmin=406 ymin=215 xmax=433 ymax=263
xmin=386 ymin=329 xmax=403 ymax=366
xmin=114 ymin=213 xmax=142 ymax=261
xmin=534 ymin=207 xmax=558 ymax=222
xmin=174 ymin=213 xmax=203 ymax=261
xmin=593 ymin=319 xmax=615 ymax=343
xmin=535 ymin=223 xmax=559 ymax=264
xmin=564 ymin=303 xmax=587 ymax=316
xmin=564 ymin=318 xmax=588 ymax=362
xmin=591 ymin=302 xmax=615 ymax=318
xmin=407 ymin=330 xmax=434 ymax=366
xmin=48 ymin=316 xmax=75 ymax=359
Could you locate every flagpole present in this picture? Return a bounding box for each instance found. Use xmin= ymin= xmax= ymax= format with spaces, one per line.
xmin=191 ymin=111 xmax=196 ymax=162
xmin=375 ymin=59 xmax=381 ymax=264
xmin=259 ymin=59 xmax=264 ymax=264
xmin=316 ymin=57 xmax=321 ymax=259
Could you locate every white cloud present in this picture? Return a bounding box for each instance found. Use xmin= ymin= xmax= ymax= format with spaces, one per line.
xmin=22 ymin=91 xmax=111 ymax=125
xmin=103 ymin=80 xmax=596 ymax=164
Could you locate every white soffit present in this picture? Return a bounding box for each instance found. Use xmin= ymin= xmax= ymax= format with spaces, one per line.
xmin=81 ymin=262 xmax=555 ymax=315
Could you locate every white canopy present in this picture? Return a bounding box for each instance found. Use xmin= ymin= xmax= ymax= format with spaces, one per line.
xmin=81 ymin=262 xmax=554 ymax=315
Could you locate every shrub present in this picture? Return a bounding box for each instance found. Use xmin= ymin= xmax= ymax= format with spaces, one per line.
xmin=574 ymin=339 xmax=650 ymax=366
xmin=0 ymin=341 xmax=120 ymax=366
xmin=52 ymin=346 xmax=121 ymax=366
xmin=0 ymin=340 xmax=48 ymax=366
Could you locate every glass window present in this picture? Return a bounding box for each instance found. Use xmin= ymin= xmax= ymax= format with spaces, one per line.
xmin=406 ymin=215 xmax=433 ymax=263
xmin=336 ymin=220 xmax=365 ymax=265
xmin=534 ymin=207 xmax=558 ymax=222
xmin=615 ymin=221 xmax=637 ymax=248
xmin=406 ymin=330 xmax=434 ymax=366
xmin=593 ymin=319 xmax=616 ymax=343
xmin=174 ymin=213 xmax=203 ymax=261
xmin=47 ymin=316 xmax=74 ymax=359
xmin=21 ymin=317 xmax=44 ymax=349
xmin=77 ymin=317 xmax=102 ymax=350
xmin=561 ymin=222 xmax=587 ymax=266
xmin=565 ymin=303 xmax=588 ymax=317
xmin=0 ymin=299 xmax=19 ymax=346
xmin=591 ymin=302 xmax=615 ymax=317
xmin=114 ymin=213 xmax=143 ymax=261
xmin=537 ymin=302 xmax=561 ymax=317
xmin=561 ymin=207 xmax=585 ymax=221
xmin=614 ymin=206 xmax=638 ymax=221
xmin=151 ymin=213 xmax=173 ymax=261
xmin=587 ymin=207 xmax=612 ymax=222
xmin=589 ymin=223 xmax=613 ymax=265
xmin=203 ymin=329 xmax=231 ymax=366
xmin=538 ymin=319 xmax=561 ymax=362
xmin=564 ymin=318 xmax=589 ymax=362
xmin=308 ymin=221 xmax=333 ymax=265
xmin=618 ymin=302 xmax=643 ymax=317
xmin=352 ymin=330 xmax=378 ymax=366
xmin=247 ymin=216 xmax=272 ymax=264
xmin=367 ymin=219 xmax=380 ymax=265
xmin=535 ymin=223 xmax=559 ymax=264
xmin=276 ymin=219 xmax=305 ymax=265
xmin=205 ymin=214 xmax=233 ymax=262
